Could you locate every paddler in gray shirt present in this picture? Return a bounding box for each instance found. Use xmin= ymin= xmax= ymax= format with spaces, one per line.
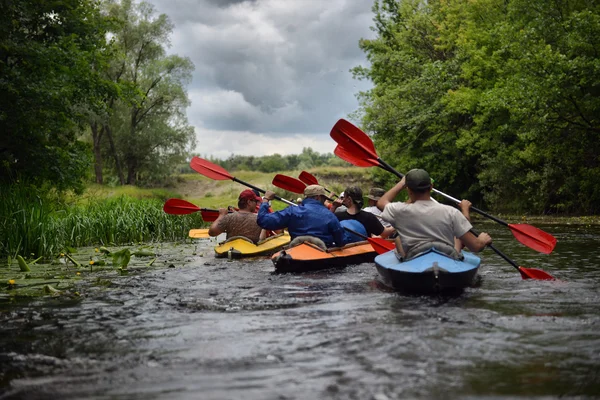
xmin=377 ymin=169 xmax=492 ymax=260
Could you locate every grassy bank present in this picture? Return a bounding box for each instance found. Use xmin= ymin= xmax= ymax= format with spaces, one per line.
xmin=0 ymin=183 xmax=205 ymax=262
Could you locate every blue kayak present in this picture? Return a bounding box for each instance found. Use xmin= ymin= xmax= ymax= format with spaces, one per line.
xmin=374 ymin=248 xmax=481 ymax=293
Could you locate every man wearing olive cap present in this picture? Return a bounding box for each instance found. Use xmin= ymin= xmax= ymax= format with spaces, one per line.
xmin=258 ymin=185 xmax=346 ymax=248
xmin=377 ymin=169 xmax=492 ymax=259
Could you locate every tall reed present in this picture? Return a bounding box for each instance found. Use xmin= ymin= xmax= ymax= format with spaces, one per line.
xmin=0 ymin=183 xmax=205 ymax=260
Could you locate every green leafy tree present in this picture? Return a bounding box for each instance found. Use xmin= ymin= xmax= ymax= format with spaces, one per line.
xmin=100 ymin=0 xmax=196 ymax=185
xmin=0 ymin=0 xmax=113 ymax=192
xmin=354 ymin=0 xmax=600 ymax=214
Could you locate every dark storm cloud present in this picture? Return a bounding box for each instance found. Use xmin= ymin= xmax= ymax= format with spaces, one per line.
xmin=145 ymin=0 xmax=375 ymax=153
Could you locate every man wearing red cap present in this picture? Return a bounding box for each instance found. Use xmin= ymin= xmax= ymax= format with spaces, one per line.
xmin=208 ymin=189 xmax=267 ymax=243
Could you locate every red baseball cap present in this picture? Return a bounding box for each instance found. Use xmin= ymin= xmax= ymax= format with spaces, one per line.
xmin=238 ymin=189 xmax=262 ymax=202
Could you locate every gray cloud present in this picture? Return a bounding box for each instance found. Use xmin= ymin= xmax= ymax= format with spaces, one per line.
xmin=145 ymin=0 xmax=375 ymax=152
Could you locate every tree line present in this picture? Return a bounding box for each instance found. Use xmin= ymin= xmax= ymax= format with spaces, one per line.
xmin=202 ymin=147 xmax=347 ymax=173
xmin=1 ymin=0 xmax=195 ymax=192
xmin=353 ymin=0 xmax=600 ymax=214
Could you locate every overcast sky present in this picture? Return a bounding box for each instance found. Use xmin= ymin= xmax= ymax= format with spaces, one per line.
xmin=144 ymin=0 xmax=376 ymax=159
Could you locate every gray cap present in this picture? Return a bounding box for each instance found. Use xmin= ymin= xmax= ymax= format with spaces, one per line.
xmin=405 ymin=169 xmax=431 ymax=191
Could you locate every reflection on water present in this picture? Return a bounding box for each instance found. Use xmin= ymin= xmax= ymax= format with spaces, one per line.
xmin=1 ymin=223 xmax=599 ymax=399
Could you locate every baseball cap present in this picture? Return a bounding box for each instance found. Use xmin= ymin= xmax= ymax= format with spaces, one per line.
xmin=239 ymin=189 xmax=262 ymax=202
xmin=304 ymin=185 xmax=332 ymax=200
xmin=344 ymin=186 xmax=364 ymax=206
xmin=367 ymin=187 xmax=385 ymax=201
xmin=405 ymin=169 xmax=432 ymax=191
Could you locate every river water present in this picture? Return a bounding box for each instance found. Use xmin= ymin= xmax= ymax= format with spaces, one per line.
xmin=1 ymin=223 xmax=599 ymax=399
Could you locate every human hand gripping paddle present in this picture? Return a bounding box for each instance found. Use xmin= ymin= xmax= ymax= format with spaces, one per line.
xmin=189 ymin=157 xmax=295 ymax=206
xmin=330 ymin=119 xmax=557 ymax=254
xmin=330 ymin=119 xmax=556 ymax=280
xmin=271 ymin=174 xmax=395 ymax=254
xmin=163 ymin=198 xmax=228 ymax=222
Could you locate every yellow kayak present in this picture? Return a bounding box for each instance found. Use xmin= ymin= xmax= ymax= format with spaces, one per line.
xmin=214 ymin=232 xmax=291 ymax=259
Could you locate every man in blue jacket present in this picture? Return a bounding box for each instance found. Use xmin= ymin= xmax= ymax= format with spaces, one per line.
xmin=258 ymin=185 xmax=346 ymax=248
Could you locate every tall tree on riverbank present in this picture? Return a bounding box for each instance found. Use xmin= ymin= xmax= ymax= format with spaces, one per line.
xmin=0 ymin=0 xmax=114 ymax=192
xmin=96 ymin=0 xmax=195 ymax=185
xmin=354 ymin=0 xmax=600 ymax=214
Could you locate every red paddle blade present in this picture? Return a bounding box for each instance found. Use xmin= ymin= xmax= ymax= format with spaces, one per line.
xmin=298 ymin=171 xmax=319 ymax=185
xmin=368 ymin=238 xmax=396 ymax=255
xmin=518 ymin=266 xmax=556 ymax=280
xmin=190 ymin=156 xmax=233 ymax=180
xmin=163 ymin=198 xmax=201 ymax=215
xmin=200 ymin=210 xmax=220 ymax=222
xmin=330 ymin=119 xmax=379 ymax=159
xmin=272 ymin=174 xmax=306 ymax=194
xmin=334 ymin=145 xmax=380 ymax=167
xmin=508 ymin=224 xmax=557 ymax=254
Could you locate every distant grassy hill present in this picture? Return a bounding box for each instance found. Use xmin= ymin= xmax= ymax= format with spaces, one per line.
xmin=80 ymin=166 xmax=375 ymax=211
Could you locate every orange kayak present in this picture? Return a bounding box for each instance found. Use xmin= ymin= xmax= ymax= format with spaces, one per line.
xmin=271 ymin=240 xmax=378 ymax=273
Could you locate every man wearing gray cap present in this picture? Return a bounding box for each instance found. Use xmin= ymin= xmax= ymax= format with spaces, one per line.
xmin=258 ymin=185 xmax=346 ymax=248
xmin=377 ymin=169 xmax=492 ymax=259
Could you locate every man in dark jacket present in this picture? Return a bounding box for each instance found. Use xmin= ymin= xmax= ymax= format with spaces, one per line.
xmin=258 ymin=185 xmax=345 ymax=248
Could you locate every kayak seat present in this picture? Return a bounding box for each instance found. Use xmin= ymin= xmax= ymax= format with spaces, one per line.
xmin=288 ymin=236 xmax=327 ymax=252
xmin=325 ymin=240 xmax=369 ymax=253
xmin=256 ymin=232 xmax=285 ymax=245
xmin=403 ymin=241 xmax=464 ymax=262
xmin=221 ymin=235 xmax=255 ymax=245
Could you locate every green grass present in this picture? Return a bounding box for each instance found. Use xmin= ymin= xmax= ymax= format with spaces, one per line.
xmin=178 ymin=167 xmax=369 ymax=209
xmin=0 ymin=183 xmax=205 ymax=262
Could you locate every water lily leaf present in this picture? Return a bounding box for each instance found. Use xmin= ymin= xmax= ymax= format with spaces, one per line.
xmin=112 ymin=248 xmax=131 ymax=269
xmin=133 ymin=250 xmax=155 ymax=257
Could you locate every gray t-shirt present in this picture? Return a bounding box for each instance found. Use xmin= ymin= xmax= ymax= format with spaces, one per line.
xmin=380 ymin=200 xmax=472 ymax=253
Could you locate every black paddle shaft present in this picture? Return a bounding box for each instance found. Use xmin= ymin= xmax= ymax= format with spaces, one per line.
xmin=470 ymin=227 xmax=520 ymax=270
xmin=232 ymin=177 xmax=295 ymax=206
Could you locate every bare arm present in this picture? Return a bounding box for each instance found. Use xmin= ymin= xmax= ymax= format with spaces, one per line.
xmin=459 ymin=231 xmax=492 ymax=253
xmin=377 ymin=177 xmax=406 ymax=211
xmin=458 ymin=199 xmax=472 ymax=221
xmin=208 ymin=208 xmax=229 ymax=237
xmin=379 ymin=226 xmax=395 ymax=239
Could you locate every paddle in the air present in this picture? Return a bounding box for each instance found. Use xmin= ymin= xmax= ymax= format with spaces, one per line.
xmin=330 ymin=118 xmax=557 ymax=255
xmin=298 ymin=171 xmax=336 ymax=197
xmin=163 ymin=198 xmax=225 ymax=222
xmin=190 ymin=157 xmax=295 ymax=206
